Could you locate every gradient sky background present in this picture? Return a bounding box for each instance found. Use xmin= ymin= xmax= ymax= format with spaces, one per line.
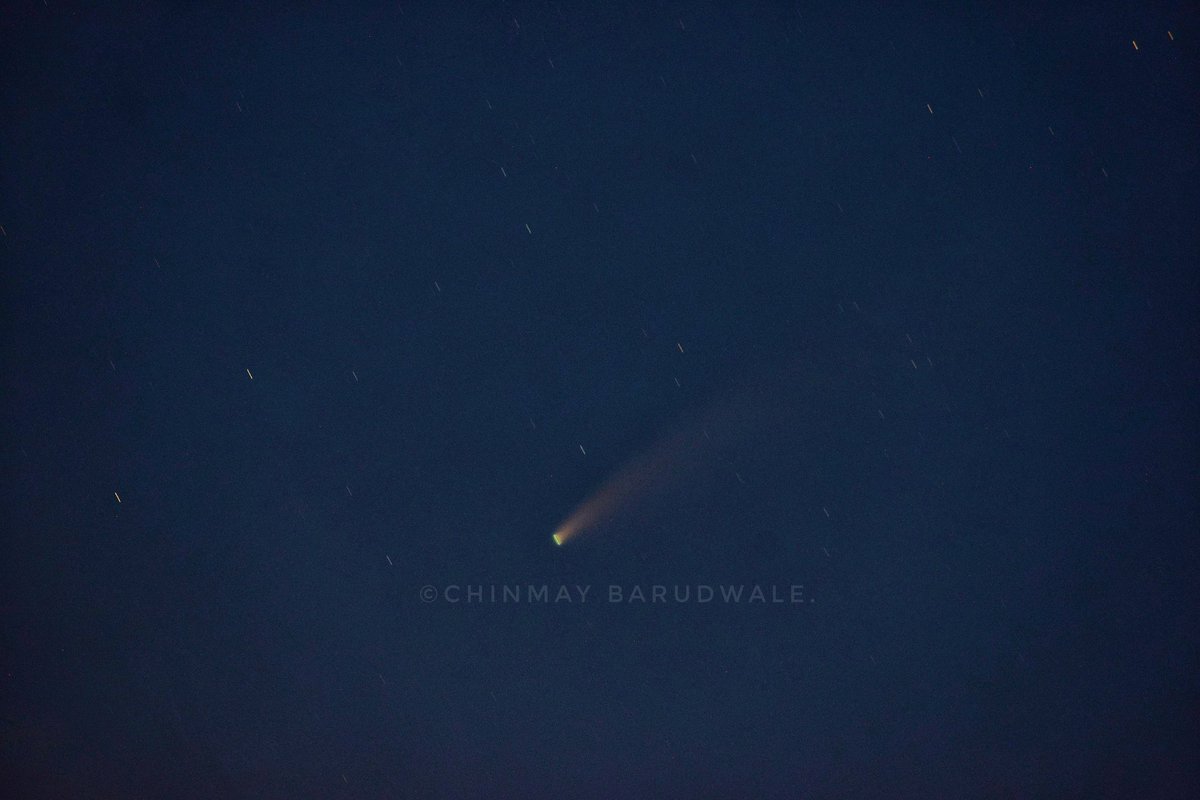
xmin=2 ymin=2 xmax=1198 ymax=797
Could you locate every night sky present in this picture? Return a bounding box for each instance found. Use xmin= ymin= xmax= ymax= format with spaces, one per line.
xmin=2 ymin=2 xmax=1198 ymax=797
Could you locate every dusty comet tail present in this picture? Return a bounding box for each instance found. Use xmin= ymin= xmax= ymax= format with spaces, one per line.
xmin=548 ymin=409 xmax=735 ymax=546
xmin=548 ymin=355 xmax=856 ymax=547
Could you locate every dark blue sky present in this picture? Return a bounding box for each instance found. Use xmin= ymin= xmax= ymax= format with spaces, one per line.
xmin=3 ymin=2 xmax=1197 ymax=797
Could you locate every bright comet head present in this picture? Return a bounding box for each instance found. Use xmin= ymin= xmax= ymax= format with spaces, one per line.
xmin=552 ymin=532 xmax=565 ymax=546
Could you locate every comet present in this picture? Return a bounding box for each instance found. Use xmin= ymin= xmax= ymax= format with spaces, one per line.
xmin=550 ymin=416 xmax=706 ymax=545
xmin=547 ymin=338 xmax=871 ymax=546
xmin=549 ymin=374 xmax=787 ymax=546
